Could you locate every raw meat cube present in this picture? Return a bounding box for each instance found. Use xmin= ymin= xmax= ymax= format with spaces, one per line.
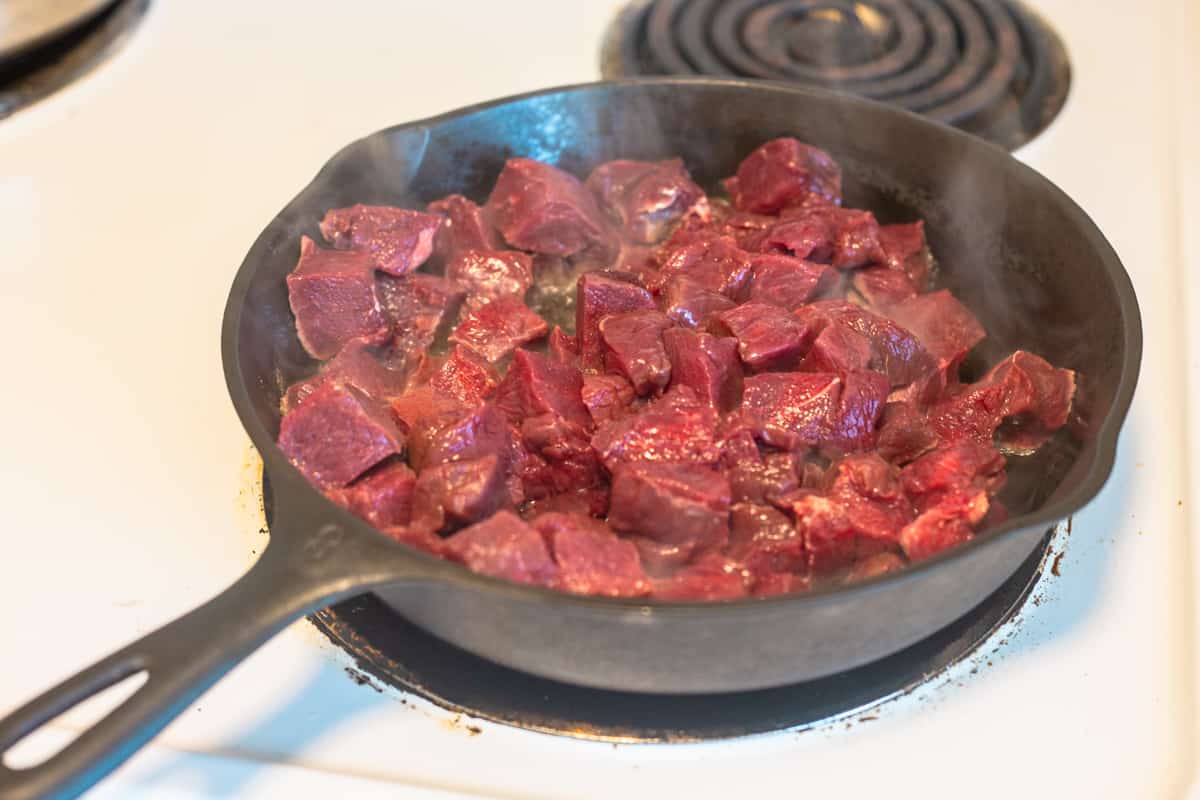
xmin=381 ymin=525 xmax=447 ymax=557
xmin=901 ymin=442 xmax=1007 ymax=512
xmin=654 ymin=236 xmax=755 ymax=298
xmin=599 ymin=310 xmax=674 ymax=396
xmin=898 ymin=490 xmax=990 ymax=562
xmin=449 ymin=295 xmax=548 ymax=363
xmin=886 ymin=290 xmax=985 ymax=372
xmin=520 ymin=486 xmax=611 ymax=519
xmin=586 ymin=158 xmax=705 ymax=244
xmin=826 ymin=453 xmax=913 ymax=547
xmin=851 ymin=266 xmax=919 ymax=308
xmin=427 ymin=194 xmax=501 ymax=257
xmin=547 ymin=326 xmax=579 ymax=363
xmin=376 ymin=271 xmax=466 ymax=352
xmin=411 ymin=454 xmax=508 ymax=531
xmin=651 ymin=552 xmax=750 ymax=601
xmin=282 ymin=336 xmax=410 ymax=412
xmin=287 ymin=236 xmax=389 ymax=360
xmin=878 ymin=221 xmax=932 ymax=289
xmin=494 ymin=349 xmax=592 ymax=429
xmin=663 ymin=328 xmax=743 ymax=412
xmin=591 ymin=387 xmax=721 ymax=470
xmin=875 ymin=401 xmax=939 ymax=464
xmin=575 ymin=270 xmax=657 ymax=368
xmin=661 ymin=276 xmax=737 ymax=329
xmin=533 ymin=512 xmax=650 ymax=597
xmin=581 ymin=373 xmax=637 ymax=425
xmin=760 ymin=207 xmax=884 ymax=270
xmin=724 ymin=137 xmax=842 ymax=213
xmin=319 ymin=204 xmax=440 ymax=276
xmin=804 ymin=300 xmax=936 ymax=387
xmin=324 ymin=461 xmax=417 ymax=528
xmin=278 ymin=381 xmax=405 ymax=489
xmin=823 ymin=370 xmax=890 ymax=453
xmin=845 ymin=552 xmax=907 ymax=583
xmin=445 ymin=249 xmax=534 ymax=310
xmin=444 ymin=510 xmax=559 ymax=586
xmin=747 ymin=254 xmax=835 ymax=310
xmin=609 ymin=462 xmax=731 ymax=558
xmin=486 ymin=158 xmax=609 ymax=255
xmin=406 ymin=402 xmax=513 ymax=471
xmin=800 ymin=323 xmax=873 ymax=374
xmin=716 ymin=210 xmax=779 ymax=250
xmin=717 ymin=302 xmax=819 ymax=370
xmin=740 ymin=372 xmax=841 ymax=449
xmin=518 ymin=413 xmax=604 ymax=499
xmin=428 ymin=346 xmax=501 ymax=406
xmin=388 ymin=384 xmax=464 ymax=431
xmin=729 ymin=503 xmax=808 ymax=591
xmin=724 ymin=441 xmax=800 ymax=505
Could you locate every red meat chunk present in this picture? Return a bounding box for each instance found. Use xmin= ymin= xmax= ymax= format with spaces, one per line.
xmin=729 ymin=503 xmax=807 ymax=591
xmin=723 ymin=435 xmax=800 ymax=504
xmin=533 ymin=512 xmax=650 ymax=597
xmin=547 ymin=326 xmax=579 ymax=363
xmin=661 ymin=276 xmax=737 ymax=329
xmin=445 ymin=249 xmax=534 ymax=310
xmin=609 ymin=462 xmax=731 ymax=559
xmin=716 ymin=301 xmax=819 ymax=370
xmin=747 ymin=254 xmax=835 ymax=310
xmin=426 ymin=194 xmax=501 ymax=257
xmin=804 ymin=300 xmax=936 ymax=387
xmin=282 ymin=336 xmax=411 ymax=412
xmin=287 ymin=236 xmax=389 ymax=360
xmin=655 ymin=235 xmax=755 ymax=298
xmin=428 ymin=346 xmax=501 ymax=406
xmin=724 ymin=137 xmax=842 ymax=213
xmin=760 ymin=207 xmax=884 ymax=270
xmin=324 ymin=461 xmax=416 ymax=528
xmin=411 ymin=454 xmax=509 ymax=531
xmin=901 ymin=442 xmax=1007 ymax=512
xmin=586 ymin=158 xmax=705 ymax=244
xmin=381 ymin=525 xmax=448 ymax=557
xmin=663 ymin=328 xmax=742 ymax=412
xmin=740 ymin=372 xmax=841 ymax=449
xmin=652 ymin=552 xmax=750 ymax=600
xmin=851 ymin=266 xmax=919 ymax=308
xmin=278 ymin=381 xmax=405 ymax=489
xmin=376 ymin=272 xmax=466 ymax=353
xmin=878 ymin=221 xmax=932 ymax=289
xmin=876 ymin=401 xmax=939 ymax=464
xmin=575 ymin=271 xmax=657 ymax=368
xmin=845 ymin=552 xmax=907 ymax=583
xmin=886 ymin=290 xmax=985 ymax=373
xmin=581 ymin=373 xmax=636 ymax=425
xmin=520 ymin=486 xmax=610 ymax=519
xmin=600 ymin=310 xmax=674 ymax=396
xmin=486 ymin=158 xmax=609 ymax=255
xmin=518 ymin=413 xmax=604 ymax=500
xmin=591 ymin=388 xmax=721 ymax=470
xmin=320 ymin=204 xmax=440 ymax=276
xmin=406 ymin=402 xmax=513 ymax=471
xmin=448 ymin=295 xmax=548 ymax=363
xmin=899 ymin=489 xmax=990 ymax=562
xmin=800 ymin=323 xmax=873 ymax=374
xmin=494 ymin=349 xmax=592 ymax=430
xmin=444 ymin=510 xmax=559 ymax=586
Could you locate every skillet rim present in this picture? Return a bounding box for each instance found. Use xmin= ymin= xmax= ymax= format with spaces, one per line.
xmin=222 ymin=76 xmax=1143 ymax=614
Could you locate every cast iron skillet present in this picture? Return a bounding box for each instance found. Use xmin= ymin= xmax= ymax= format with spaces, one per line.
xmin=0 ymin=78 xmax=1140 ymax=799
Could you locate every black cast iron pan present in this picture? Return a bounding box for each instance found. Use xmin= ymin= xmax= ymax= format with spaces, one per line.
xmin=0 ymin=78 xmax=1141 ymax=799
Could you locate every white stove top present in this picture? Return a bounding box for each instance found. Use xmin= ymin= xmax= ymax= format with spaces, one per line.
xmin=0 ymin=1 xmax=1196 ymax=797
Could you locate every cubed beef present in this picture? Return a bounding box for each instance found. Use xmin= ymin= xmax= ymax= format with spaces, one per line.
xmin=324 ymin=461 xmax=416 ymax=528
xmin=547 ymin=326 xmax=579 ymax=363
xmin=654 ymin=236 xmax=754 ymax=298
xmin=729 ymin=503 xmax=808 ymax=591
xmin=609 ymin=462 xmax=731 ymax=559
xmin=747 ymin=254 xmax=836 ymax=310
xmin=282 ymin=336 xmax=410 ymax=412
xmin=716 ymin=301 xmax=819 ymax=370
xmin=663 ymin=328 xmax=742 ymax=412
xmin=406 ymin=402 xmax=513 ymax=471
xmin=878 ymin=221 xmax=932 ymax=289
xmin=376 ymin=271 xmax=466 ymax=353
xmin=445 ymin=249 xmax=534 ymax=310
xmin=724 ymin=442 xmax=800 ymax=505
xmin=411 ymin=454 xmax=509 ymax=531
xmin=845 ymin=552 xmax=907 ymax=583
xmin=444 ymin=510 xmax=559 ymax=586
xmin=740 ymin=372 xmax=841 ymax=449
xmin=494 ymin=349 xmax=592 ymax=429
xmin=898 ymin=489 xmax=990 ymax=562
xmin=651 ymin=552 xmax=750 ymax=601
xmin=876 ymin=401 xmax=939 ymax=464
xmin=278 ymin=381 xmax=405 ymax=489
xmin=586 ymin=158 xmax=705 ymax=244
xmin=428 ymin=346 xmax=501 ymax=406
xmin=389 ymin=385 xmax=464 ymax=431
xmin=886 ymin=290 xmax=985 ymax=372
xmin=716 ymin=210 xmax=779 ymax=250
xmin=724 ymin=137 xmax=841 ymax=213
xmin=381 ymin=526 xmax=448 ymax=557
xmin=518 ymin=413 xmax=604 ymax=499
xmin=901 ymin=442 xmax=1007 ymax=512
xmin=575 ymin=271 xmax=657 ymax=368
xmin=851 ymin=266 xmax=919 ymax=308
xmin=823 ymin=370 xmax=890 ymax=453
xmin=804 ymin=300 xmax=936 ymax=387
xmin=581 ymin=373 xmax=637 ymax=425
xmin=449 ymin=295 xmax=548 ymax=363
xmin=486 ymin=158 xmax=609 ymax=255
xmin=520 ymin=486 xmax=610 ymax=519
xmin=319 ymin=204 xmax=440 ymax=276
xmin=759 ymin=207 xmax=884 ymax=270
xmin=287 ymin=236 xmax=389 ymax=360
xmin=591 ymin=387 xmax=721 ymax=470
xmin=600 ymin=310 xmax=674 ymax=396
xmin=533 ymin=512 xmax=650 ymax=597
xmin=800 ymin=323 xmax=873 ymax=374
xmin=826 ymin=453 xmax=913 ymax=546
xmin=426 ymin=194 xmax=501 ymax=257
xmin=661 ymin=276 xmax=737 ymax=329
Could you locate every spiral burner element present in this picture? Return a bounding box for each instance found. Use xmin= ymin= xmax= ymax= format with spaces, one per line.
xmin=602 ymin=0 xmax=1070 ymax=150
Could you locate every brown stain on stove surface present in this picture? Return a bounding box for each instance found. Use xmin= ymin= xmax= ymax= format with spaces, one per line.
xmin=1050 ymin=552 xmax=1064 ymax=577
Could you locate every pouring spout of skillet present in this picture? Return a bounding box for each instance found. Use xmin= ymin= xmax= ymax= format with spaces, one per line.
xmin=0 ymin=79 xmax=1140 ymax=800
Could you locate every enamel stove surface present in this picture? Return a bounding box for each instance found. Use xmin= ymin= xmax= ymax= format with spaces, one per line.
xmin=0 ymin=1 xmax=1195 ymax=798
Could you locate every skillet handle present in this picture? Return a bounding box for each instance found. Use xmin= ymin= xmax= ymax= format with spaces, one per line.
xmin=0 ymin=510 xmax=412 ymax=800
